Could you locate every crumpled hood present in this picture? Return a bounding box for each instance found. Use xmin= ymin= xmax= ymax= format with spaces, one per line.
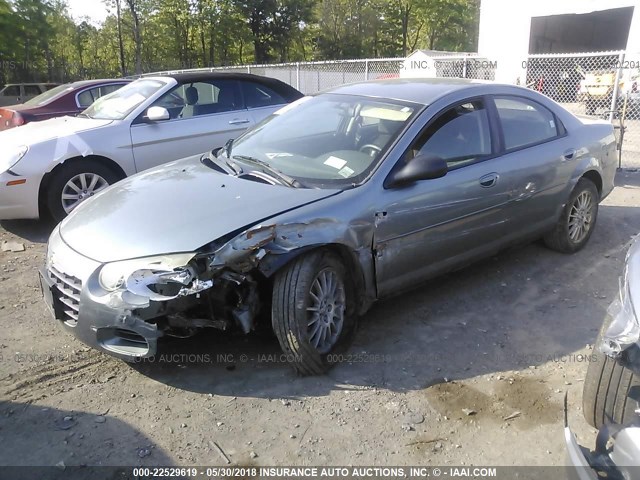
xmin=0 ymin=115 xmax=113 ymax=148
xmin=60 ymin=156 xmax=340 ymax=263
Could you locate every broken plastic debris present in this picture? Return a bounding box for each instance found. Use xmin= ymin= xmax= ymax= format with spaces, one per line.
xmin=1 ymin=241 xmax=25 ymax=253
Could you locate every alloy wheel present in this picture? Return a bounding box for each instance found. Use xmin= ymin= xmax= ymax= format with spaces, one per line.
xmin=61 ymin=173 xmax=109 ymax=214
xmin=568 ymin=190 xmax=595 ymax=244
xmin=306 ymin=268 xmax=346 ymax=355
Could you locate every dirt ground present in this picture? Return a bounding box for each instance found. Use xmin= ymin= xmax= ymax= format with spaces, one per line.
xmin=1 ymin=170 xmax=640 ymax=472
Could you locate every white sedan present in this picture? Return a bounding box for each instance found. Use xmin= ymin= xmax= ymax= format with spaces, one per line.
xmin=0 ymin=72 xmax=303 ymax=221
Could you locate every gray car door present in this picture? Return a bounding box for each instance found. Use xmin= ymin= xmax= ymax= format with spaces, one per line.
xmin=374 ymin=97 xmax=518 ymax=297
xmin=130 ymin=79 xmax=255 ymax=173
xmin=490 ymin=95 xmax=576 ymax=239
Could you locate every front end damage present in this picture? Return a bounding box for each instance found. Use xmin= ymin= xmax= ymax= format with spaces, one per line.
xmin=600 ymin=238 xmax=640 ymax=375
xmin=563 ymin=238 xmax=640 ymax=480
xmin=46 ymin=220 xmax=373 ymax=361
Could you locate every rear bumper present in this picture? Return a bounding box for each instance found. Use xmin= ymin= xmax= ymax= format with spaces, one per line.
xmin=0 ymin=170 xmax=41 ymax=219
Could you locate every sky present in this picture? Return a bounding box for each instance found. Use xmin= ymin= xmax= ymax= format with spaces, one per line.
xmin=66 ymin=0 xmax=109 ymax=25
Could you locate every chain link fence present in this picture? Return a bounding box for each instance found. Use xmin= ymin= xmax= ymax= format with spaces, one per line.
xmin=147 ymin=52 xmax=640 ymax=168
xmin=523 ymin=51 xmax=640 ymax=168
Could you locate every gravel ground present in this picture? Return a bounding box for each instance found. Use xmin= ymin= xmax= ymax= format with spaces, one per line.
xmin=1 ymin=169 xmax=640 ymax=472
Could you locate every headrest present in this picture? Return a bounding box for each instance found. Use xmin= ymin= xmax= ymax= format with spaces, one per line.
xmin=185 ymin=86 xmax=199 ymax=106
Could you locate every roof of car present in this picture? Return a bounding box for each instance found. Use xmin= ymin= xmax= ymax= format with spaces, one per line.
xmin=67 ymin=79 xmax=131 ymax=88
xmin=4 ymin=83 xmax=56 ymax=86
xmin=325 ymin=78 xmax=500 ymax=105
xmin=158 ymin=71 xmax=288 ymax=86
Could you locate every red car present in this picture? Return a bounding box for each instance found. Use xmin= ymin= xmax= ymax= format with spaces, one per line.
xmin=0 ymin=79 xmax=131 ymax=131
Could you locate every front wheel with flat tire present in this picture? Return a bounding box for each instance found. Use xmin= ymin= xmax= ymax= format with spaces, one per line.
xmin=543 ymin=178 xmax=599 ymax=253
xmin=46 ymin=161 xmax=120 ymax=222
xmin=271 ymin=251 xmax=357 ymax=375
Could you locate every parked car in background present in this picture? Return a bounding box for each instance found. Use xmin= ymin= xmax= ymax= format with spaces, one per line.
xmin=0 ymin=72 xmax=303 ymax=221
xmin=0 ymin=82 xmax=59 ymax=107
xmin=40 ymin=79 xmax=617 ymax=375
xmin=565 ymin=236 xmax=640 ymax=479
xmin=0 ymin=79 xmax=131 ymax=131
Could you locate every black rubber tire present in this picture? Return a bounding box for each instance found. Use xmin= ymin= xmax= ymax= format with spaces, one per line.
xmin=543 ymin=178 xmax=599 ymax=254
xmin=271 ymin=251 xmax=357 ymax=376
xmin=46 ymin=160 xmax=121 ymax=222
xmin=583 ymin=315 xmax=640 ymax=429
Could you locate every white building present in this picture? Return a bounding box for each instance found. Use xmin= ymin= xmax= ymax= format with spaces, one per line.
xmin=478 ymin=0 xmax=640 ymax=83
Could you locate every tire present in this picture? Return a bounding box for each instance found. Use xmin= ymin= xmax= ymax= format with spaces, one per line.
xmin=271 ymin=251 xmax=357 ymax=375
xmin=583 ymin=315 xmax=640 ymax=429
xmin=543 ymin=178 xmax=599 ymax=253
xmin=46 ymin=160 xmax=121 ymax=222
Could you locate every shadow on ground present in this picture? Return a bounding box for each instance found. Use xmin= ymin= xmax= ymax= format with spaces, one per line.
xmin=1 ymin=218 xmax=57 ymax=244
xmin=0 ymin=401 xmax=174 ymax=477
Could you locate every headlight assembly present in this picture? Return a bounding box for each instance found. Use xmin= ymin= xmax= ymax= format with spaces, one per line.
xmin=602 ymin=269 xmax=640 ymax=356
xmin=0 ymin=145 xmax=28 ymax=174
xmin=98 ymin=253 xmax=197 ymax=299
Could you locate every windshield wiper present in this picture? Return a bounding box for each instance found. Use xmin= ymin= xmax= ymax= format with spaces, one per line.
xmin=77 ymin=113 xmax=92 ymax=119
xmin=232 ymin=155 xmax=303 ymax=188
xmin=204 ymin=149 xmax=242 ymax=176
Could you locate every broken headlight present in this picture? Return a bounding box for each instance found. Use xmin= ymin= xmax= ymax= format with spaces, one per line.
xmin=602 ymin=276 xmax=640 ymax=356
xmin=602 ymin=239 xmax=640 ymax=356
xmin=98 ymin=253 xmax=197 ymax=300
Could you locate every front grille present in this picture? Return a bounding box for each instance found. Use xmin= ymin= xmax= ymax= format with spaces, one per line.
xmin=48 ymin=266 xmax=83 ymax=326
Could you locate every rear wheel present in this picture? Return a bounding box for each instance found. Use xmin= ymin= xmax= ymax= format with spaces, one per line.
xmin=46 ymin=161 xmax=120 ymax=221
xmin=583 ymin=317 xmax=640 ymax=429
xmin=271 ymin=251 xmax=357 ymax=375
xmin=543 ymin=178 xmax=599 ymax=253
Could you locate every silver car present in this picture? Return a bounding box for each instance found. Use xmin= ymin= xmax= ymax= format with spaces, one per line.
xmin=566 ymin=237 xmax=640 ymax=479
xmin=0 ymin=73 xmax=302 ymax=221
xmin=41 ymin=78 xmax=617 ymax=375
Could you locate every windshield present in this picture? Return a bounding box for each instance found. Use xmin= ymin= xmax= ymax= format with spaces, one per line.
xmin=23 ymin=84 xmax=73 ymax=106
xmin=82 ymin=79 xmax=166 ymax=120
xmin=224 ymin=94 xmax=418 ymax=189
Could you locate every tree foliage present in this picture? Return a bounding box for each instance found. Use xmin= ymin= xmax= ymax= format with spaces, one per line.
xmin=0 ymin=0 xmax=480 ymax=83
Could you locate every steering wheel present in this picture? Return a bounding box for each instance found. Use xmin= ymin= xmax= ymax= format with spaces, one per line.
xmin=359 ymin=144 xmax=382 ymax=157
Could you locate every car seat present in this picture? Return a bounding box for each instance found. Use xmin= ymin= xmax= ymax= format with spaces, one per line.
xmin=179 ymin=86 xmax=199 ymax=118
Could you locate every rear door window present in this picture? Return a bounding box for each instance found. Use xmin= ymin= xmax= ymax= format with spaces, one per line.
xmin=24 ymin=85 xmax=41 ymax=96
xmin=2 ymin=86 xmax=20 ymax=97
xmin=242 ymin=82 xmax=287 ymax=109
xmin=494 ymin=96 xmax=561 ymax=150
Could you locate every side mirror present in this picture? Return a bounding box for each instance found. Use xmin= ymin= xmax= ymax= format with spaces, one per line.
xmin=145 ymin=106 xmax=170 ymax=122
xmin=386 ymin=154 xmax=448 ymax=188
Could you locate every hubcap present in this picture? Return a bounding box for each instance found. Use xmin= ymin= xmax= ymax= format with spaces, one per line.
xmin=306 ymin=268 xmax=346 ymax=355
xmin=568 ymin=191 xmax=594 ymax=243
xmin=61 ymin=173 xmax=109 ymax=214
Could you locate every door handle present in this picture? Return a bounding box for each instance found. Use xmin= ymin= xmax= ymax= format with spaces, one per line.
xmin=479 ymin=173 xmax=498 ymax=188
xmin=229 ymin=119 xmax=250 ymax=125
xmin=563 ymin=149 xmax=576 ymax=160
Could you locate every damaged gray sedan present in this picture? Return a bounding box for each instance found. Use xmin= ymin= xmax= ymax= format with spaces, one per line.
xmin=40 ymin=78 xmax=617 ymax=375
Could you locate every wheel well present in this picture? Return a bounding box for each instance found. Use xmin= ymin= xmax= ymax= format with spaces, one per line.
xmin=582 ymin=170 xmax=603 ymax=196
xmin=261 ymin=243 xmax=367 ymax=300
xmin=38 ymin=155 xmax=127 ymax=218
